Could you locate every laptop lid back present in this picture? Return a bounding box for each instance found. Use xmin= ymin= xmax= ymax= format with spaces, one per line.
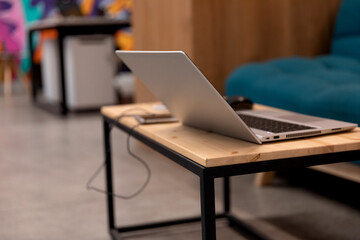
xmin=116 ymin=50 xmax=261 ymax=144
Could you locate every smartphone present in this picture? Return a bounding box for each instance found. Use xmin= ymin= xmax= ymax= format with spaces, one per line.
xmin=135 ymin=114 xmax=178 ymax=124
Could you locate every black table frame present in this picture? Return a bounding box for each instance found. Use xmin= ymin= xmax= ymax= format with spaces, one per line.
xmin=28 ymin=20 xmax=130 ymax=115
xmin=103 ymin=115 xmax=360 ymax=240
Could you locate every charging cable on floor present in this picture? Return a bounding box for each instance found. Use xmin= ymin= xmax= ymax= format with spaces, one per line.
xmin=86 ymin=108 xmax=152 ymax=200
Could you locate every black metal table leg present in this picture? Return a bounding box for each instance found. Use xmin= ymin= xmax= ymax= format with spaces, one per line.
xmin=224 ymin=177 xmax=230 ymax=214
xmin=200 ymin=171 xmax=216 ymax=240
xmin=57 ymin=28 xmax=68 ymax=115
xmin=104 ymin=119 xmax=116 ymax=232
xmin=28 ymin=30 xmax=37 ymax=102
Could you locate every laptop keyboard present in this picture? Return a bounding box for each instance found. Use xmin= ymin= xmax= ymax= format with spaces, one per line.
xmin=238 ymin=114 xmax=315 ymax=133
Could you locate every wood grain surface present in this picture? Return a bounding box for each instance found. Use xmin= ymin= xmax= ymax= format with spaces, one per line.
xmin=102 ymin=103 xmax=360 ymax=167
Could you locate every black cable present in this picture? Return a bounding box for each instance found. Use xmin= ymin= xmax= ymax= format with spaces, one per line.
xmin=86 ymin=108 xmax=152 ymax=199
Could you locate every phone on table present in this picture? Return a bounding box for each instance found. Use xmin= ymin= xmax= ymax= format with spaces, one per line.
xmin=135 ymin=114 xmax=178 ymax=124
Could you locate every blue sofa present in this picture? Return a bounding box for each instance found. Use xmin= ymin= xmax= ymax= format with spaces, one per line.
xmin=226 ymin=0 xmax=360 ymax=126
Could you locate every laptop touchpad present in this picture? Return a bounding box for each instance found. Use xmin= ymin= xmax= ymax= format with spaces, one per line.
xmin=278 ymin=114 xmax=324 ymax=123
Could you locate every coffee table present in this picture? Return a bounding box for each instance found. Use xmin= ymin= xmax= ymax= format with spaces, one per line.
xmin=101 ymin=102 xmax=360 ymax=240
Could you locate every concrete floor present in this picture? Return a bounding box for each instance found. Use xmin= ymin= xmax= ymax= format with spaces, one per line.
xmin=1 ymin=93 xmax=360 ymax=240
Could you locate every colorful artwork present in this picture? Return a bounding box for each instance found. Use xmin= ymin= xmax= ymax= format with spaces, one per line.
xmin=0 ymin=0 xmax=26 ymax=61
xmin=30 ymin=0 xmax=57 ymax=19
xmin=106 ymin=0 xmax=132 ymax=18
xmin=81 ymin=0 xmax=101 ymax=16
xmin=0 ymin=0 xmax=132 ymax=73
xmin=80 ymin=0 xmax=131 ymax=18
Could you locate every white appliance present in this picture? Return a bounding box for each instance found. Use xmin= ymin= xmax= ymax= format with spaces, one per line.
xmin=41 ymin=39 xmax=60 ymax=103
xmin=41 ymin=34 xmax=116 ymax=110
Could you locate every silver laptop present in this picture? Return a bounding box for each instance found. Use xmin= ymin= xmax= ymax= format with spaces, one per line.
xmin=115 ymin=50 xmax=357 ymax=144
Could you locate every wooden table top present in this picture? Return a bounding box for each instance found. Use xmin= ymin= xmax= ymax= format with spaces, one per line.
xmin=101 ymin=103 xmax=360 ymax=167
xmin=29 ymin=17 xmax=129 ymax=31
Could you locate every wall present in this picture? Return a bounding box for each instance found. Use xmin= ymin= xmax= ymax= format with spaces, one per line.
xmin=0 ymin=0 xmax=132 ymax=73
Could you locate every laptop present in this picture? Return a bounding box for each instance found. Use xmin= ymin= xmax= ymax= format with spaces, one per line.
xmin=115 ymin=50 xmax=357 ymax=144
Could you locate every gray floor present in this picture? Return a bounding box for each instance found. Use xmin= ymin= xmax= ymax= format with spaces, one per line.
xmin=1 ymin=92 xmax=360 ymax=240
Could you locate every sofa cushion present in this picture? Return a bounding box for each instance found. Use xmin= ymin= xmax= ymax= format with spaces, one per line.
xmin=226 ymin=56 xmax=360 ymax=124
